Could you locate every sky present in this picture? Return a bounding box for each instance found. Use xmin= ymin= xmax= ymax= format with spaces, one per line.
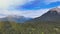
xmin=0 ymin=0 xmax=60 ymax=18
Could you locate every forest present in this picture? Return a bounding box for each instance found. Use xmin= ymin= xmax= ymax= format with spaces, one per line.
xmin=0 ymin=21 xmax=60 ymax=34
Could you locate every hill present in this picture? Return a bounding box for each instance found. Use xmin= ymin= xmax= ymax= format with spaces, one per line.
xmin=0 ymin=15 xmax=32 ymax=23
xmin=31 ymin=8 xmax=60 ymax=22
xmin=24 ymin=7 xmax=60 ymax=34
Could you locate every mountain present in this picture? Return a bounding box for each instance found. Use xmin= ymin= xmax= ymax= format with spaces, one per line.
xmin=0 ymin=8 xmax=60 ymax=34
xmin=23 ymin=8 xmax=60 ymax=34
xmin=0 ymin=15 xmax=32 ymax=23
xmin=30 ymin=8 xmax=60 ymax=23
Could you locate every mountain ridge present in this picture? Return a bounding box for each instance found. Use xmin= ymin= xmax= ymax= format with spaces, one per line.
xmin=27 ymin=7 xmax=60 ymax=23
xmin=0 ymin=15 xmax=32 ymax=23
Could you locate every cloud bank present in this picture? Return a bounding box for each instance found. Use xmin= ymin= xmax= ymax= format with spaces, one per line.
xmin=0 ymin=0 xmax=34 ymax=9
xmin=0 ymin=0 xmax=60 ymax=18
xmin=0 ymin=9 xmax=49 ymax=18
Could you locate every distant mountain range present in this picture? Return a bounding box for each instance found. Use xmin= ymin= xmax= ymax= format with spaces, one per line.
xmin=0 ymin=8 xmax=60 ymax=23
xmin=0 ymin=15 xmax=32 ymax=23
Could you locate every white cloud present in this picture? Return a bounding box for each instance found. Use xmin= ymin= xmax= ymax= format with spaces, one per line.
xmin=0 ymin=0 xmax=36 ymax=18
xmin=44 ymin=0 xmax=60 ymax=4
xmin=0 ymin=0 xmax=34 ymax=9
xmin=0 ymin=0 xmax=59 ymax=18
xmin=0 ymin=9 xmax=50 ymax=18
xmin=57 ymin=6 xmax=60 ymax=8
xmin=20 ymin=9 xmax=49 ymax=18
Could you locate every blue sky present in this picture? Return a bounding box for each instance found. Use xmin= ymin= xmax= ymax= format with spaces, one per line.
xmin=19 ymin=0 xmax=60 ymax=10
xmin=0 ymin=0 xmax=60 ymax=18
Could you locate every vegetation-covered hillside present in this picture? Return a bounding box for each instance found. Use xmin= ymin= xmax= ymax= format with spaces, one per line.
xmin=0 ymin=21 xmax=60 ymax=34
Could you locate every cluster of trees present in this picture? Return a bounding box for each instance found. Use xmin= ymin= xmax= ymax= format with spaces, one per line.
xmin=0 ymin=21 xmax=60 ymax=34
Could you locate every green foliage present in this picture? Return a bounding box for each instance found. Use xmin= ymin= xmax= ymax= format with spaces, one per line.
xmin=0 ymin=21 xmax=60 ymax=34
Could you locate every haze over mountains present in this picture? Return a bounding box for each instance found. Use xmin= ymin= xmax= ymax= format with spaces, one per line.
xmin=0 ymin=15 xmax=32 ymax=23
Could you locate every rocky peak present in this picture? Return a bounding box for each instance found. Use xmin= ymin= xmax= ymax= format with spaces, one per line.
xmin=49 ymin=7 xmax=60 ymax=14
